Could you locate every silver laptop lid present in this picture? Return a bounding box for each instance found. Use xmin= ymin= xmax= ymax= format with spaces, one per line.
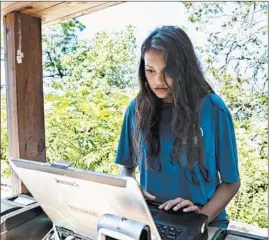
xmin=10 ymin=158 xmax=161 ymax=240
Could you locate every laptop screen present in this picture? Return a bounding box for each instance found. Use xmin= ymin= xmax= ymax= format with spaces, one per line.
xmin=10 ymin=158 xmax=160 ymax=240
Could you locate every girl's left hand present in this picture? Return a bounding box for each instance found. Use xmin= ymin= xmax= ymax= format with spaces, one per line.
xmin=158 ymin=197 xmax=200 ymax=213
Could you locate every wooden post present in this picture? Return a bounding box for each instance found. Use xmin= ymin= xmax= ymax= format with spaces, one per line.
xmin=4 ymin=12 xmax=46 ymax=194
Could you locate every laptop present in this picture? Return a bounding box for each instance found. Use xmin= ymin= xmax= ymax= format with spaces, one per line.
xmin=10 ymin=158 xmax=208 ymax=240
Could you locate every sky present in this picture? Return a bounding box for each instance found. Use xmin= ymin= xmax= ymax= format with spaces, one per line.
xmin=76 ymin=2 xmax=206 ymax=47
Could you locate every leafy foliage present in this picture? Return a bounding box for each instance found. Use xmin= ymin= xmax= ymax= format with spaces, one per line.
xmin=44 ymin=24 xmax=137 ymax=174
xmin=45 ymin=85 xmax=131 ymax=173
xmin=0 ymin=93 xmax=10 ymax=178
xmin=184 ymin=2 xmax=268 ymax=120
xmin=43 ymin=19 xmax=86 ymax=80
xmin=43 ymin=21 xmax=137 ymax=90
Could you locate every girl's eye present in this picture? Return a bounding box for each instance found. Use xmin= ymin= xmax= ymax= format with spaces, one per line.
xmin=145 ymin=69 xmax=155 ymax=73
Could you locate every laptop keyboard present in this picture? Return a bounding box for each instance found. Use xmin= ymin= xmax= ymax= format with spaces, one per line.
xmin=156 ymin=223 xmax=183 ymax=240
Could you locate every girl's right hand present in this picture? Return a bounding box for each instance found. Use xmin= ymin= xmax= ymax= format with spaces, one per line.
xmin=142 ymin=189 xmax=156 ymax=201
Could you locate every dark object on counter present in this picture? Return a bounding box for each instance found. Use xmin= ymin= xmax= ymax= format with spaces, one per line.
xmin=1 ymin=193 xmax=52 ymax=240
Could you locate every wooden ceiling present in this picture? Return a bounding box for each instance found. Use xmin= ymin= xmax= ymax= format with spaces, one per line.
xmin=1 ymin=1 xmax=123 ymax=27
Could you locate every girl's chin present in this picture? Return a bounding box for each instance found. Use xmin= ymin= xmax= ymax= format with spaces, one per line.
xmin=155 ymin=94 xmax=173 ymax=103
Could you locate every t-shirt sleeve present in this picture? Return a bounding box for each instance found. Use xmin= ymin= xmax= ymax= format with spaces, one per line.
xmin=114 ymin=102 xmax=135 ymax=169
xmin=216 ymin=106 xmax=240 ymax=183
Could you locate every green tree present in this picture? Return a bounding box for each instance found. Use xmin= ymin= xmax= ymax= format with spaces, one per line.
xmin=184 ymin=2 xmax=268 ymax=120
xmin=42 ymin=19 xmax=86 ymax=80
xmin=43 ymin=21 xmax=137 ymax=90
xmin=0 ymin=93 xmax=10 ymax=177
xmin=43 ymin=23 xmax=138 ymax=174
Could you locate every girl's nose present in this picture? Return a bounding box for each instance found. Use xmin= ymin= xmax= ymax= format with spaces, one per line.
xmin=155 ymin=74 xmax=165 ymax=85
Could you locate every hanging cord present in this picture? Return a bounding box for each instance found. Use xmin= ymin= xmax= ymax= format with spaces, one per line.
xmin=16 ymin=12 xmax=24 ymax=64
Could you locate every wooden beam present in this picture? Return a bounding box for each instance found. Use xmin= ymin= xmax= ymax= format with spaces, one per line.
xmin=1 ymin=2 xmax=62 ymax=17
xmin=4 ymin=12 xmax=46 ymax=194
xmin=1 ymin=2 xmax=123 ymax=27
xmin=39 ymin=2 xmax=122 ymax=26
xmin=1 ymin=2 xmax=18 ymax=11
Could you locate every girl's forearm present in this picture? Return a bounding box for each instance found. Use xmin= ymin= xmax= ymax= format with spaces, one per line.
xmin=200 ymin=181 xmax=240 ymax=222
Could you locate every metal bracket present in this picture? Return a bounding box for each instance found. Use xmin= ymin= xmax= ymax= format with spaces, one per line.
xmin=16 ymin=13 xmax=24 ymax=64
xmin=50 ymin=160 xmax=73 ymax=169
xmin=16 ymin=50 xmax=24 ymax=64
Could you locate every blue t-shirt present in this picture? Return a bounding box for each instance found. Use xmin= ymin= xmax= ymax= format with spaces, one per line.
xmin=115 ymin=93 xmax=240 ymax=228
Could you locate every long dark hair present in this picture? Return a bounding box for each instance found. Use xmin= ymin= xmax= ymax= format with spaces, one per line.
xmin=134 ymin=26 xmax=213 ymax=181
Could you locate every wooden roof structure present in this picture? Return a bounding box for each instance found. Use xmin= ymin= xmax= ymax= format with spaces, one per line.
xmin=1 ymin=1 xmax=123 ymax=194
xmin=1 ymin=2 xmax=122 ymax=27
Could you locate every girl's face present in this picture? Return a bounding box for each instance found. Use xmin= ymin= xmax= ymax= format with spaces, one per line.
xmin=144 ymin=48 xmax=173 ymax=103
